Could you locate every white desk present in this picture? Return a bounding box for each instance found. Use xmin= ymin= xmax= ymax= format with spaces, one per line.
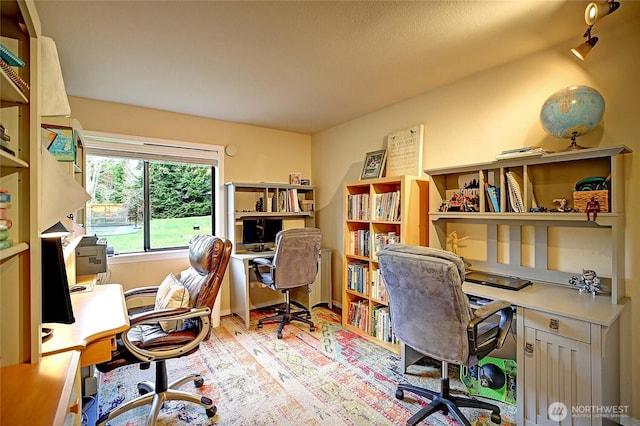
xmin=229 ymin=251 xmax=330 ymax=329
xmin=403 ymin=280 xmax=627 ymax=426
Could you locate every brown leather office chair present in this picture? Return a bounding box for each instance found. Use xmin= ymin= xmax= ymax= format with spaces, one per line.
xmin=378 ymin=245 xmax=513 ymax=426
xmin=252 ymin=227 xmax=322 ymax=339
xmin=96 ymin=235 xmax=232 ymax=426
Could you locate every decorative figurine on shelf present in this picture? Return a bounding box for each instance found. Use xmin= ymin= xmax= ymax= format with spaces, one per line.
xmin=447 ymin=231 xmax=469 ymax=255
xmin=552 ymin=198 xmax=574 ymax=212
xmin=569 ymin=269 xmax=602 ymax=295
xmin=585 ymin=196 xmax=600 ymax=221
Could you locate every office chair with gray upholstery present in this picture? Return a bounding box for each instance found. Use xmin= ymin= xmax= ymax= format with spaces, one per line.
xmin=378 ymin=245 xmax=513 ymax=426
xmin=96 ymin=235 xmax=232 ymax=426
xmin=252 ymin=227 xmax=322 ymax=339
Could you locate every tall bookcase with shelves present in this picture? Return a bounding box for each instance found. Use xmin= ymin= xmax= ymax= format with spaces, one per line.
xmin=342 ymin=175 xmax=428 ymax=353
xmin=1 ymin=0 xmax=41 ymax=366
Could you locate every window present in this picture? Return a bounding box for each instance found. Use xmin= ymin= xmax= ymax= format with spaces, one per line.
xmin=84 ymin=132 xmax=224 ymax=255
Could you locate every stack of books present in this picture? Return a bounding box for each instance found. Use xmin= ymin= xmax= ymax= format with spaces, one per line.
xmin=0 ymin=189 xmax=13 ymax=250
xmin=496 ymin=146 xmax=551 ymax=160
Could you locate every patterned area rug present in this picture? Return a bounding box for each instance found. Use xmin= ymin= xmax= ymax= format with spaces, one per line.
xmin=97 ymin=306 xmax=516 ymax=425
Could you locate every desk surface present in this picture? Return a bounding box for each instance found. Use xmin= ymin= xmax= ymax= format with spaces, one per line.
xmin=232 ymin=251 xmax=275 ymax=259
xmin=463 ymin=280 xmax=626 ymax=326
xmin=42 ymin=284 xmax=129 ymax=356
xmin=1 ymin=350 xmax=81 ymax=426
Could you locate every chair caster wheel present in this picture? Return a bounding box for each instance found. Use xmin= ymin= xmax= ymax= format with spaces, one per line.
xmin=310 ymin=326 xmax=315 ymax=332
xmin=491 ymin=413 xmax=502 ymax=424
xmin=194 ymin=376 xmax=204 ymax=388
xmin=306 ymin=314 xmax=311 ymax=319
xmin=206 ymin=405 xmax=217 ymax=418
xmin=257 ymin=323 xmax=263 ymax=328
xmin=395 ymin=389 xmax=404 ymax=400
xmin=277 ymin=331 xmax=283 ymax=339
xmin=137 ymin=383 xmax=152 ymax=396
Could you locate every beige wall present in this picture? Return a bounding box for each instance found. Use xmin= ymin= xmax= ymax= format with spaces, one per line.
xmin=312 ymin=19 xmax=639 ymax=417
xmin=67 ymin=96 xmax=311 ymax=313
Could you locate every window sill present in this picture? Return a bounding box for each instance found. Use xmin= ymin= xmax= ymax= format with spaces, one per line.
xmin=107 ymin=249 xmax=187 ymax=265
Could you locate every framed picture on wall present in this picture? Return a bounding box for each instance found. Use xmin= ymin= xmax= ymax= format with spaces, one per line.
xmin=289 ymin=173 xmax=301 ymax=185
xmin=360 ymin=149 xmax=387 ymax=180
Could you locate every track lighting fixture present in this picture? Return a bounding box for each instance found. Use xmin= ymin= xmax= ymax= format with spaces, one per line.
xmin=571 ymin=26 xmax=599 ymax=61
xmin=571 ymin=1 xmax=620 ymax=60
xmin=585 ymin=1 xmax=620 ymax=25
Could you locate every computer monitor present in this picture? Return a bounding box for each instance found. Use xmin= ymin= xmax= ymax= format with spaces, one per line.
xmin=241 ymin=218 xmax=282 ymax=249
xmin=41 ymin=237 xmax=75 ymax=324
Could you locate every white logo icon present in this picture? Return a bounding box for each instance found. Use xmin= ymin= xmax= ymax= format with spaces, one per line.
xmin=548 ymin=402 xmax=568 ymax=421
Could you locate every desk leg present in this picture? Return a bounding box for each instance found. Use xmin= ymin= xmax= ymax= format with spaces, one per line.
xmin=230 ymin=257 xmax=251 ymax=329
xmin=401 ymin=343 xmax=425 ymax=374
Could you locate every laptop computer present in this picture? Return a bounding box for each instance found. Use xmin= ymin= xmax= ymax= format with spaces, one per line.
xmin=465 ymin=270 xmax=532 ymax=291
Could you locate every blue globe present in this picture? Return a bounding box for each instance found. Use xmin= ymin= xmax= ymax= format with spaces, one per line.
xmin=540 ymin=85 xmax=605 ymax=139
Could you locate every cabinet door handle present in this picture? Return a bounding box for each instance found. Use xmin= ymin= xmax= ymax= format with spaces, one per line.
xmin=525 ymin=342 xmax=534 ymax=354
xmin=549 ymin=318 xmax=559 ymax=330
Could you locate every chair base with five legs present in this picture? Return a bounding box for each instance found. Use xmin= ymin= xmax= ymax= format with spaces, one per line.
xmin=395 ymin=361 xmax=502 ymax=426
xmin=257 ymin=288 xmax=315 ymax=339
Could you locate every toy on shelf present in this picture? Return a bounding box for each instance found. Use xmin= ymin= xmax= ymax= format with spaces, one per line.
xmin=569 ymin=269 xmax=602 ymax=295
xmin=447 ymin=231 xmax=468 ymax=255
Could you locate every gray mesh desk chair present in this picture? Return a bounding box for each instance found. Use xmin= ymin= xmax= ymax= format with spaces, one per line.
xmin=252 ymin=227 xmax=322 ymax=339
xmin=378 ymin=245 xmax=513 ymax=426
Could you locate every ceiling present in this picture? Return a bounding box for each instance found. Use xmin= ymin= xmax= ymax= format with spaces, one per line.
xmin=33 ymin=1 xmax=634 ymax=135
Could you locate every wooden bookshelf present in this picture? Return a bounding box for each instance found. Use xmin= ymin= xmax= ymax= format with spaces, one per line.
xmin=342 ymin=175 xmax=428 ymax=353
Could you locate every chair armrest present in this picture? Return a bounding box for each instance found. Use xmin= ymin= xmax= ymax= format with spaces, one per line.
xmin=468 ymin=300 xmax=513 ymax=356
xmin=128 ymin=306 xmax=192 ymax=326
xmin=252 ymin=257 xmax=273 ymax=267
xmin=122 ymin=306 xmax=212 ymax=363
xmin=124 ymin=286 xmax=159 ymax=300
xmin=472 ymin=300 xmax=512 ymax=321
xmin=251 ymin=258 xmax=276 ymax=285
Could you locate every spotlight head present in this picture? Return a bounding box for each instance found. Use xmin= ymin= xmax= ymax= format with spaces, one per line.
xmin=585 ymin=1 xmax=620 ymax=25
xmin=571 ymin=37 xmax=599 ymax=60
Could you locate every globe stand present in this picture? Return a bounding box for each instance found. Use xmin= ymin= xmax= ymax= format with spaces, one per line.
xmin=562 ymin=132 xmax=587 ymax=151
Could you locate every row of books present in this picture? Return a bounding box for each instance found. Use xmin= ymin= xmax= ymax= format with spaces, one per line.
xmin=346 ymin=193 xmax=369 ymax=220
xmin=348 ymin=229 xmax=370 ymax=257
xmin=347 ymin=300 xmax=369 ymax=332
xmin=0 ymin=189 xmax=13 ymax=250
xmin=277 ymin=189 xmax=302 ymax=213
xmin=372 ymin=190 xmax=401 ymax=221
xmin=441 ymin=171 xmax=532 ymax=213
xmin=372 ymin=231 xmax=399 ymax=260
xmin=370 ymin=269 xmax=388 ymax=302
xmin=346 ymin=261 xmax=370 ymax=294
xmin=371 ymin=305 xmax=398 ymax=344
xmin=346 ymin=262 xmax=389 ymax=301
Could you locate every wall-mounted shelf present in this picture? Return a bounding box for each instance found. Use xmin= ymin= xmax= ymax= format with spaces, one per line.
xmin=425 ymin=145 xmax=631 ymax=305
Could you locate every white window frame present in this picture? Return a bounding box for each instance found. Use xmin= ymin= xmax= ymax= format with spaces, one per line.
xmin=83 ymin=130 xmax=225 ymax=263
